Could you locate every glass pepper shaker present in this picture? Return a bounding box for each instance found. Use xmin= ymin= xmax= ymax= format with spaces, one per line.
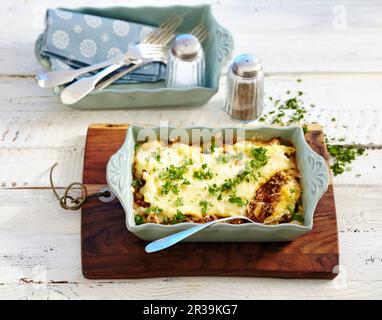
xmin=224 ymin=53 xmax=264 ymax=122
xmin=166 ymin=34 xmax=205 ymax=88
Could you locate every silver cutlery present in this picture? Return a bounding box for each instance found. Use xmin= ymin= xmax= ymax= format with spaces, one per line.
xmin=35 ymin=15 xmax=183 ymax=89
xmin=189 ymin=23 xmax=209 ymax=43
xmin=60 ymin=15 xmax=183 ymax=104
xmin=95 ymin=16 xmax=183 ymax=90
xmin=143 ymin=14 xmax=183 ymax=44
xmin=60 ymin=44 xmax=167 ymax=105
xmin=145 ymin=216 xmax=255 ymax=253
xmin=96 ymin=23 xmax=208 ymax=91
xmin=36 ymin=55 xmax=125 ymax=89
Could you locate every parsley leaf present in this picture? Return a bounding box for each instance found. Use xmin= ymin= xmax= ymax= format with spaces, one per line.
xmin=199 ymin=200 xmax=212 ymax=215
xmin=327 ymin=144 xmax=366 ymax=176
xmin=134 ymin=215 xmax=144 ymax=225
xmin=250 ymin=147 xmax=269 ymax=168
xmin=161 ymin=181 xmax=179 ymax=195
xmin=208 ymin=183 xmax=219 ymax=195
xmin=193 ymin=164 xmax=213 ymax=180
xmin=132 ymin=178 xmax=143 ymax=188
xmin=172 ymin=210 xmax=187 ymax=224
xmin=175 ymin=197 xmax=184 ymax=207
xmin=228 ymin=195 xmax=248 ymax=206
xmin=144 ymin=206 xmax=163 ymax=215
xmin=291 ymin=212 xmax=304 ymax=222
xmin=181 ymin=179 xmax=191 ymax=185
xmin=160 ymin=165 xmax=187 ymax=180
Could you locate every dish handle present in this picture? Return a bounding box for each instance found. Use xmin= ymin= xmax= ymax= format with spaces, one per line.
xmin=216 ymin=25 xmax=234 ymax=62
xmin=106 ymin=129 xmax=134 ymax=216
xmin=306 ymin=148 xmax=330 ymax=203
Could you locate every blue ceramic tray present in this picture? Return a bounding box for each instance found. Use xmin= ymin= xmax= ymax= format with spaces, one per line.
xmin=106 ymin=125 xmax=329 ymax=242
xmin=35 ymin=5 xmax=234 ymax=109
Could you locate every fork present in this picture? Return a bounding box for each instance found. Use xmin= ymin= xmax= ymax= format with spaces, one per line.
xmin=96 ymin=22 xmax=208 ymax=91
xmin=144 ymin=14 xmax=182 ymax=44
xmin=60 ymin=44 xmax=167 ymax=105
xmin=36 ymin=15 xmax=182 ymax=89
xmin=189 ymin=23 xmax=209 ymax=43
xmin=60 ymin=15 xmax=182 ymax=104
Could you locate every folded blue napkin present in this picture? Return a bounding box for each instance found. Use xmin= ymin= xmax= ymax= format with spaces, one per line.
xmin=40 ymin=9 xmax=166 ymax=83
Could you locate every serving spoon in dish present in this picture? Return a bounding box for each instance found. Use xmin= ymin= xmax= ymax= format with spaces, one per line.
xmin=145 ymin=216 xmax=255 ymax=253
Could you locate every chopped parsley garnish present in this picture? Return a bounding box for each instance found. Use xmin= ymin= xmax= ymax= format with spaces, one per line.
xmin=250 ymin=147 xmax=269 ymax=168
xmin=260 ymin=92 xmax=308 ymax=125
xmin=193 ymin=164 xmax=213 ymax=180
xmin=134 ymin=215 xmax=144 ymax=225
xmin=161 ymin=181 xmax=179 ymax=195
xmin=260 ymin=89 xmax=367 ymax=176
xmin=287 ymin=205 xmax=304 ymax=222
xmin=287 ymin=205 xmax=295 ymax=214
xmin=199 ymin=200 xmax=212 ymax=215
xmin=217 ymin=169 xmax=253 ymax=196
xmin=175 ymin=197 xmax=184 ymax=207
xmin=144 ymin=206 xmax=163 ymax=215
xmin=327 ymin=144 xmax=366 ymax=176
xmin=234 ymin=167 xmax=252 ymax=183
xmin=159 ymin=165 xmax=187 ymax=180
xmin=134 ymin=143 xmax=142 ymax=152
xmin=151 ymin=150 xmax=161 ymax=162
xmin=172 ymin=210 xmax=187 ymax=224
xmin=228 ymin=195 xmax=248 ymax=206
xmin=291 ymin=212 xmax=304 ymax=223
xmin=220 ymin=178 xmax=236 ymax=192
xmin=181 ymin=179 xmax=191 ymax=185
xmin=220 ymin=165 xmax=259 ymax=193
xmin=132 ymin=178 xmax=143 ymax=188
xmin=208 ymin=183 xmax=219 ymax=195
xmin=216 ymin=152 xmax=244 ymax=164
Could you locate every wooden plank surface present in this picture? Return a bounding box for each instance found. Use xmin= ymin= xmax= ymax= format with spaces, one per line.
xmin=0 ymin=0 xmax=381 ymax=299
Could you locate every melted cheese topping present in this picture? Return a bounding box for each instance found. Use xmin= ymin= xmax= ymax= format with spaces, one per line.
xmin=133 ymin=139 xmax=300 ymax=224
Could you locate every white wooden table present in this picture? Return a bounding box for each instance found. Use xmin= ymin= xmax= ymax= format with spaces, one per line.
xmin=1 ymin=0 xmax=382 ymax=299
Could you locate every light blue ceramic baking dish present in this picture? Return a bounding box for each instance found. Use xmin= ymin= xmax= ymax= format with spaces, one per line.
xmin=34 ymin=5 xmax=233 ymax=109
xmin=106 ymin=125 xmax=329 ymax=242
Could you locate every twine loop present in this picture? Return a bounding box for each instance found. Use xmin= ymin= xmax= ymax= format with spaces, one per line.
xmin=49 ymin=163 xmax=110 ymax=210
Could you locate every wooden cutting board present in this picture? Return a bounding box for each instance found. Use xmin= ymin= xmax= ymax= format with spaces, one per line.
xmin=82 ymin=123 xmax=339 ymax=279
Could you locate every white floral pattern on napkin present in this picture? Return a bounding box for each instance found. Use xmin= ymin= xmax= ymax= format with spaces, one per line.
xmin=40 ymin=9 xmax=166 ymax=83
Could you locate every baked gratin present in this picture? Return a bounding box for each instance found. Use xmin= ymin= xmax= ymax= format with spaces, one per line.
xmin=132 ymin=138 xmax=303 ymax=225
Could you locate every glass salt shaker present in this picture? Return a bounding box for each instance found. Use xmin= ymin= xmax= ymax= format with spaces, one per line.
xmin=224 ymin=54 xmax=264 ymax=122
xmin=166 ymin=34 xmax=205 ymax=88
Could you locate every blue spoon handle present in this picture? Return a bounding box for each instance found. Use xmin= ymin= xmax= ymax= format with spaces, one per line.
xmin=145 ymin=220 xmax=219 ymax=253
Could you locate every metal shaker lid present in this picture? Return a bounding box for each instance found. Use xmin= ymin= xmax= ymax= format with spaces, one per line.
xmin=171 ymin=34 xmax=202 ymax=60
xmin=232 ymin=54 xmax=262 ymax=78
